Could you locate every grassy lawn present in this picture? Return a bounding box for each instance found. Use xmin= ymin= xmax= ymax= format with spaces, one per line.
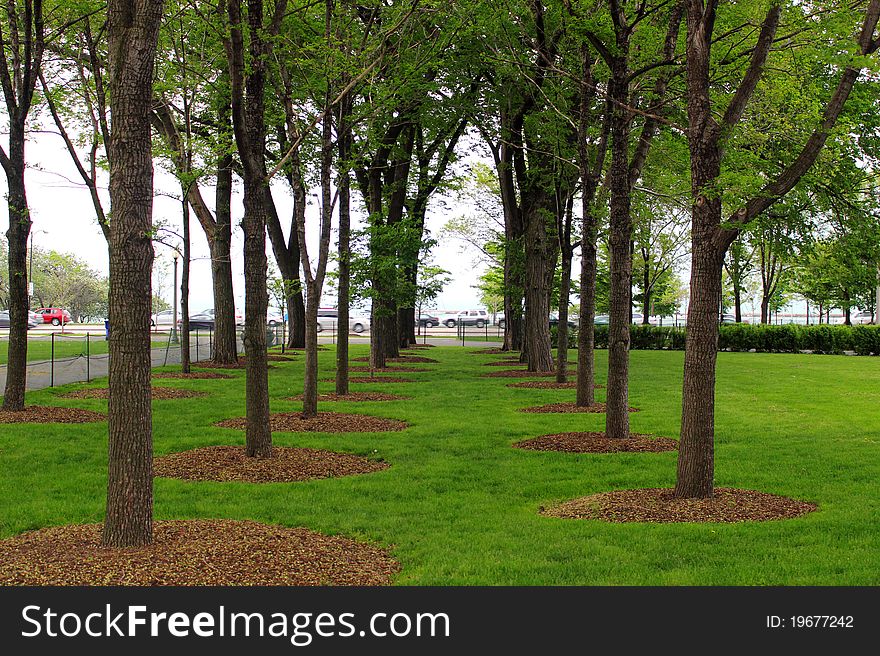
xmin=0 ymin=336 xmax=177 ymax=365
xmin=1 ymin=345 xmax=878 ymax=585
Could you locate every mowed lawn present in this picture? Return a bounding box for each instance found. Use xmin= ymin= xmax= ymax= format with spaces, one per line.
xmin=1 ymin=345 xmax=879 ymax=585
xmin=0 ymin=335 xmax=171 ymax=365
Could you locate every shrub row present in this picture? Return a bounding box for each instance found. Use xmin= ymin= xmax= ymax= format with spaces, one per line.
xmin=551 ymin=323 xmax=880 ymax=355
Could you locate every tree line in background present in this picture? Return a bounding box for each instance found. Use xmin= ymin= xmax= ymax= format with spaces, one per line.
xmin=1 ymin=0 xmax=879 ymax=547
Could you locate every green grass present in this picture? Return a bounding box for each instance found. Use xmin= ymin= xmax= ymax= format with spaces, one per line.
xmin=1 ymin=346 xmax=879 ymax=585
xmin=0 ymin=337 xmax=172 ymax=364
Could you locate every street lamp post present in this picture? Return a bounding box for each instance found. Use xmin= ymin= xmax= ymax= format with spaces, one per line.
xmin=171 ymin=252 xmax=179 ymax=344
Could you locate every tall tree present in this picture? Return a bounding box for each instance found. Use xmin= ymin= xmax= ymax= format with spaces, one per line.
xmin=0 ymin=0 xmax=44 ymax=411
xmin=103 ymin=0 xmax=164 ymax=549
xmin=676 ymin=0 xmax=880 ymax=498
xmin=225 ymin=0 xmax=287 ymax=458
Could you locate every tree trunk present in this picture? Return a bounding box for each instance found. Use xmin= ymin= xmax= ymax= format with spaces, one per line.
xmin=2 ymin=165 xmax=29 ymax=412
xmin=522 ymin=193 xmax=554 ymax=372
xmin=734 ymin=285 xmax=742 ymax=323
xmin=180 ymin=192 xmax=191 ymax=373
xmin=556 ymin=248 xmax=572 ymax=383
xmin=287 ymin=292 xmax=305 ymax=349
xmin=210 ymin=158 xmax=238 ymax=365
xmin=336 ymin=99 xmax=352 ymax=394
xmin=302 ymin=290 xmax=319 ymax=418
xmin=642 ymin=264 xmax=651 ymax=324
xmin=605 ymin=61 xmax=632 ymax=440
xmin=103 ymin=0 xmax=164 ymax=548
xmin=760 ymin=292 xmax=770 ymax=324
xmin=674 ymin=214 xmax=723 ymax=499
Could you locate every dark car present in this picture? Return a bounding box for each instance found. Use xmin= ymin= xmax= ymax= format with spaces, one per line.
xmin=416 ymin=314 xmax=439 ymax=328
xmin=549 ymin=314 xmax=577 ymax=329
xmin=182 ymin=312 xmax=215 ymax=330
xmin=0 ymin=310 xmax=39 ymax=330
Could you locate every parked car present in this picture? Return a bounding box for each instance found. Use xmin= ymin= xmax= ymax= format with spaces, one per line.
xmin=0 ymin=310 xmax=39 ymax=329
xmin=184 ymin=312 xmax=215 ymax=330
xmin=35 ymin=307 xmax=71 ymax=326
xmin=842 ymin=310 xmax=875 ymax=325
xmin=416 ymin=314 xmax=440 ymax=328
xmin=496 ymin=312 xmax=506 ymax=329
xmin=549 ymin=313 xmax=577 ymax=329
xmin=151 ymin=309 xmax=176 ymax=327
xmin=314 ymin=308 xmax=370 ymax=333
xmin=594 ymin=314 xmax=610 ymax=325
xmin=441 ymin=309 xmax=490 ymax=328
xmin=267 ymin=310 xmax=284 ymax=326
xmin=201 ymin=307 xmax=245 ymax=325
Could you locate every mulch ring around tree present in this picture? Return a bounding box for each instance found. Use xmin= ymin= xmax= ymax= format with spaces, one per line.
xmin=193 ymin=359 xmax=276 ymax=370
xmin=153 ymin=371 xmax=234 ymax=380
xmin=470 ymin=348 xmax=514 ymax=355
xmin=483 ymin=358 xmax=527 ymax=366
xmin=216 ymin=411 xmax=408 ymax=433
xmin=324 ymin=377 xmax=421 ymax=384
xmin=286 ymin=392 xmax=411 ymax=402
xmin=507 ymin=381 xmax=604 ymax=390
xmin=59 ymin=387 xmax=209 ymax=401
xmin=0 ymin=519 xmax=398 ymax=585
xmin=519 ymin=402 xmax=640 ymax=414
xmin=352 ymin=355 xmax=439 ymax=364
xmin=481 ymin=369 xmax=576 ymax=378
xmin=349 ymin=365 xmax=432 ymax=373
xmin=0 ymin=406 xmax=106 ymax=424
xmin=266 ymin=354 xmax=298 ymax=362
xmin=514 ymin=432 xmax=676 ymax=453
xmin=540 ymin=488 xmax=817 ymax=523
xmin=154 ymin=445 xmax=389 ymax=483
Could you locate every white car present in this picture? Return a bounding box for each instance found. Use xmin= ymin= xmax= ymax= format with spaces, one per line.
xmin=440 ymin=309 xmax=490 ymax=328
xmin=315 ymin=308 xmax=370 ymax=333
xmin=151 ymin=309 xmax=176 ymax=327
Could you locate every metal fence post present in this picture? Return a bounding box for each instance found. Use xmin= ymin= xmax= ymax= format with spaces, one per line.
xmin=209 ymin=328 xmax=213 ymax=358
xmin=196 ymin=328 xmax=200 ymax=362
xmin=50 ymin=333 xmax=55 ymax=387
xmin=281 ymin=321 xmax=286 ymax=354
xmin=86 ymin=333 xmax=90 ymax=382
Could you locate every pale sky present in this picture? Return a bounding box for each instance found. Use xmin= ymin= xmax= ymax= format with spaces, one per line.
xmin=1 ymin=127 xmax=491 ymax=316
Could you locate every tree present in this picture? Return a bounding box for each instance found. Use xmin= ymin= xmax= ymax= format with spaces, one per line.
xmin=675 ymin=0 xmax=880 ymax=498
xmin=224 ymin=0 xmax=286 ymax=458
xmin=103 ymin=0 xmax=164 ymax=549
xmin=0 ymin=0 xmax=45 ymax=411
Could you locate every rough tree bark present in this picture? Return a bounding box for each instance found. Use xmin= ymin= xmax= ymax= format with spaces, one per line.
xmin=102 ymin=0 xmax=164 ymax=549
xmin=555 ymin=192 xmax=575 ymax=383
xmin=0 ymin=0 xmax=44 ymax=412
xmin=180 ymin=190 xmax=191 ymax=374
xmin=336 ymin=95 xmax=353 ymax=395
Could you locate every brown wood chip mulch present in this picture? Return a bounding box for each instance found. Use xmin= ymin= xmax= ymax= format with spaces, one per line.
xmin=0 ymin=519 xmax=398 ymax=586
xmin=216 ymin=411 xmax=408 ymax=433
xmin=470 ymin=348 xmax=515 ymax=355
xmin=352 ymin=355 xmax=439 ymax=364
xmin=507 ymin=381 xmax=604 ymax=389
xmin=349 ymin=366 xmax=432 ymax=373
xmin=541 ymin=488 xmax=817 ymax=523
xmin=266 ymin=354 xmax=298 ymax=362
xmin=519 ymin=402 xmax=639 ymax=414
xmin=514 ymin=432 xmax=677 ymax=453
xmin=153 ymin=372 xmax=234 ymax=380
xmin=481 ymin=369 xmax=576 ymax=378
xmin=286 ymin=392 xmax=411 ymax=402
xmin=324 ymin=377 xmax=421 ymax=384
xmin=0 ymin=405 xmax=106 ymax=424
xmin=193 ymin=359 xmax=276 ymax=370
xmin=59 ymin=387 xmax=208 ymax=401
xmin=154 ymin=445 xmax=389 ymax=483
xmin=483 ymin=358 xmax=528 ymax=366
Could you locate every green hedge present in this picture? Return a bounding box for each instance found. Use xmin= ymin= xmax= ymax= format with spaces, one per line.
xmin=552 ymin=323 xmax=880 ymax=355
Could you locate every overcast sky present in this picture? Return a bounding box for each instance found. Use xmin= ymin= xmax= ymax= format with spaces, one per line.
xmin=0 ymin=127 xmax=499 ymax=316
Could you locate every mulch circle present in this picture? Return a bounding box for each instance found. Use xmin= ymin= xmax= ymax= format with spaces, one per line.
xmin=154 ymin=445 xmax=389 ymax=483
xmin=266 ymin=354 xmax=298 ymax=362
xmin=481 ymin=369 xmax=576 ymax=378
xmin=470 ymin=348 xmax=515 ymax=355
xmin=349 ymin=365 xmax=432 ymax=373
xmin=514 ymin=432 xmax=677 ymax=453
xmin=0 ymin=405 xmax=106 ymax=424
xmin=153 ymin=372 xmax=234 ymax=380
xmin=59 ymin=387 xmax=208 ymax=401
xmin=519 ymin=402 xmax=639 ymax=414
xmin=541 ymin=488 xmax=817 ymax=523
xmin=507 ymin=381 xmax=604 ymax=389
xmin=0 ymin=519 xmax=398 ymax=585
xmin=193 ymin=359 xmax=276 ymax=370
xmin=286 ymin=392 xmax=410 ymax=402
xmin=325 ymin=377 xmax=420 ymax=384
xmin=483 ymin=359 xmax=527 ymax=366
xmin=352 ymin=356 xmax=439 ymax=364
xmin=216 ymin=411 xmax=407 ymax=433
